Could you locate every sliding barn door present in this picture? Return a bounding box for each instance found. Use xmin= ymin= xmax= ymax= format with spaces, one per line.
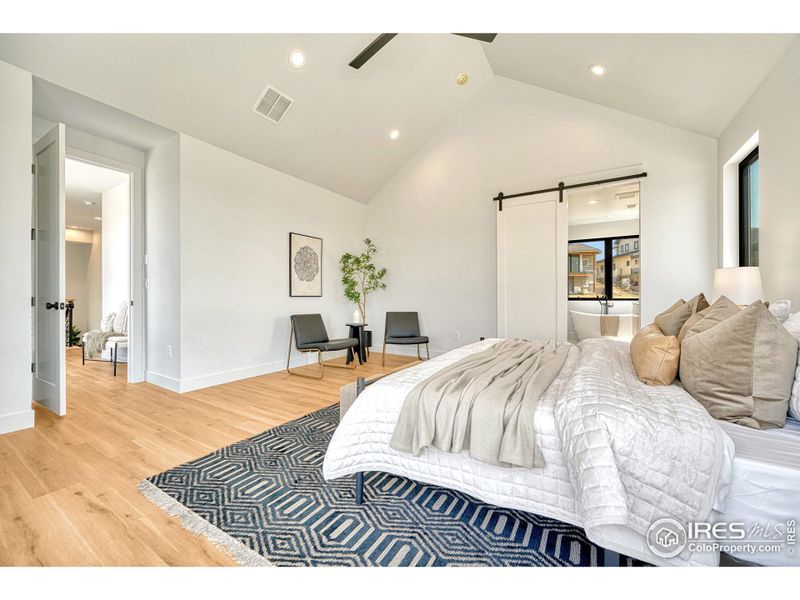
xmin=497 ymin=193 xmax=567 ymax=342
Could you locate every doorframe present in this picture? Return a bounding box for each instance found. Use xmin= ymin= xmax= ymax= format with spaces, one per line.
xmin=64 ymin=148 xmax=146 ymax=383
xmin=562 ymin=165 xmax=645 ymax=335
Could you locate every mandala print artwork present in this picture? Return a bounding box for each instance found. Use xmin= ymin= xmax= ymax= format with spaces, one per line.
xmin=290 ymin=233 xmax=323 ymax=296
xmin=294 ymin=246 xmax=320 ymax=282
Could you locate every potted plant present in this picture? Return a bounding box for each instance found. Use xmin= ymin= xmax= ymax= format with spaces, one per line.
xmin=340 ymin=238 xmax=387 ymax=349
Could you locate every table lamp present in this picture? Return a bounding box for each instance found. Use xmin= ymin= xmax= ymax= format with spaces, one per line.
xmin=712 ymin=267 xmax=763 ymax=306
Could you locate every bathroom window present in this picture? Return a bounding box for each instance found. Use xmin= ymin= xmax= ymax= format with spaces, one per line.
xmin=567 ymin=240 xmax=604 ymax=298
xmin=739 ymin=147 xmax=759 ymax=266
xmin=569 ymin=236 xmax=639 ymax=301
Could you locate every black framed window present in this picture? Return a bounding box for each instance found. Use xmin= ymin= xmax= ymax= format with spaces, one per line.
xmin=568 ymin=236 xmax=639 ymax=300
xmin=739 ymin=147 xmax=759 ymax=266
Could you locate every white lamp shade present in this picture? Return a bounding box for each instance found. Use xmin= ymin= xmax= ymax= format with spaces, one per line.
xmin=712 ymin=267 xmax=763 ymax=305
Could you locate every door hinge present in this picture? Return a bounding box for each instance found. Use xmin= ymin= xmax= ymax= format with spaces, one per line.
xmin=31 ymin=228 xmax=36 ymax=241
xmin=31 ymin=163 xmax=35 ymax=175
xmin=31 ymin=362 xmax=36 ymax=373
xmin=130 ymin=300 xmax=134 ymax=306
xmin=31 ymin=296 xmax=35 ymax=307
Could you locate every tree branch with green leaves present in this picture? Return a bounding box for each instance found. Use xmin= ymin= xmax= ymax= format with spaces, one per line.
xmin=340 ymin=238 xmax=387 ymax=323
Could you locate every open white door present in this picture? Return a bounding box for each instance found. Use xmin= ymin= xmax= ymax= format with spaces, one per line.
xmin=33 ymin=124 xmax=67 ymax=416
xmin=497 ymin=193 xmax=568 ymax=342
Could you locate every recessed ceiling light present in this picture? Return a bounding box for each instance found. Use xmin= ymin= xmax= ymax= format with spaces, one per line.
xmin=288 ymin=49 xmax=306 ymax=70
xmin=588 ymin=64 xmax=607 ymax=77
xmin=389 ymin=129 xmax=400 ymax=141
xmin=94 ymin=217 xmax=102 ymax=221
xmin=456 ymin=73 xmax=469 ymax=86
xmin=82 ymin=200 xmax=96 ymax=206
xmin=587 ymin=199 xmax=599 ymax=205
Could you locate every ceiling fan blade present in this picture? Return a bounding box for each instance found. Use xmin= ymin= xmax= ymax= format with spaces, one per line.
xmin=453 ymin=33 xmax=498 ymax=43
xmin=348 ymin=33 xmax=398 ymax=69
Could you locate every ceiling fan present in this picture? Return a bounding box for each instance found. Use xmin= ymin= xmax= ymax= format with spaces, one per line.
xmin=348 ymin=33 xmax=498 ymax=69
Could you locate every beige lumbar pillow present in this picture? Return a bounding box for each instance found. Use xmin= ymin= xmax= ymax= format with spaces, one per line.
xmin=680 ymin=299 xmax=797 ymax=429
xmin=630 ymin=324 xmax=681 ymax=385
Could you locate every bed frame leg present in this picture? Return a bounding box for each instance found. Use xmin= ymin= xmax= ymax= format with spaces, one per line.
xmin=603 ymin=549 xmax=622 ymax=567
xmin=355 ymin=472 xmax=364 ymax=505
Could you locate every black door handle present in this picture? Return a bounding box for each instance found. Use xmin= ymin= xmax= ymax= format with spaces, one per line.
xmin=45 ymin=301 xmax=59 ymax=310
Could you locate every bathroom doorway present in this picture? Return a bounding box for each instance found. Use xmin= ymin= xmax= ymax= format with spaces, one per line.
xmin=566 ymin=180 xmax=641 ymax=342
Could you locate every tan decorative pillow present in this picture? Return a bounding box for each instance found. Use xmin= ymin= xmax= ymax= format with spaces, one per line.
xmin=654 ymin=300 xmax=693 ymax=337
xmin=687 ymin=292 xmax=710 ymax=314
xmin=680 ymin=295 xmax=741 ymax=341
xmin=680 ymin=301 xmax=796 ymax=429
xmin=677 ymin=306 xmax=709 ymax=343
xmin=630 ymin=324 xmax=681 ymax=385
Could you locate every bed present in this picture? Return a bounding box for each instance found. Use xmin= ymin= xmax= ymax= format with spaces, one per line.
xmin=718 ymin=418 xmax=800 ymax=566
xmin=324 ymin=337 xmax=747 ymax=566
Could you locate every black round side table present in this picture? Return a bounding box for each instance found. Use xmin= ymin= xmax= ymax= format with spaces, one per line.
xmin=345 ymin=322 xmax=368 ymax=365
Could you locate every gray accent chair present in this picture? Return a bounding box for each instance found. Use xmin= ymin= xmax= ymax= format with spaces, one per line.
xmin=287 ymin=314 xmax=359 ymax=379
xmin=382 ymin=312 xmax=430 ymax=366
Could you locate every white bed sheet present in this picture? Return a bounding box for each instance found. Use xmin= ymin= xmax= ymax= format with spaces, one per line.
xmin=324 ymin=338 xmax=734 ymax=566
xmin=719 ymin=418 xmax=800 ymax=566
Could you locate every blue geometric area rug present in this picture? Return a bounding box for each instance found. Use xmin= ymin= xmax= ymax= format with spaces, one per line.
xmin=139 ymin=404 xmax=617 ymax=567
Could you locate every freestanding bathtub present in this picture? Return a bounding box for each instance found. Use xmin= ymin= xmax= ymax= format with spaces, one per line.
xmin=569 ymin=310 xmax=638 ymax=342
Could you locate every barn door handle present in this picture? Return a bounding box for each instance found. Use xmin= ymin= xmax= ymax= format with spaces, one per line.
xmin=45 ymin=301 xmax=60 ymax=310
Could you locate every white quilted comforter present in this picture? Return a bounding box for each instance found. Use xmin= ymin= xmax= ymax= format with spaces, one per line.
xmin=323 ymin=338 xmax=735 ymax=566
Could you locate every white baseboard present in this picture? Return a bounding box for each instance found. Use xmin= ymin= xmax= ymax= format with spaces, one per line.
xmin=177 ymin=361 xmax=280 ymax=393
xmin=0 ymin=409 xmax=35 ymax=435
xmin=145 ymin=351 xmax=347 ymax=394
xmin=145 ymin=370 xmax=181 ymax=393
xmin=146 ymin=345 xmax=441 ymax=395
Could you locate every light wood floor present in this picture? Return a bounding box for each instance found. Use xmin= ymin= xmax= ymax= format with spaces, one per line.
xmin=0 ymin=347 xmax=419 ymax=566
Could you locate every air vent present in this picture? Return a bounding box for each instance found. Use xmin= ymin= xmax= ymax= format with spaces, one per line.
xmin=615 ymin=191 xmax=638 ymax=201
xmin=252 ymin=85 xmax=294 ymax=124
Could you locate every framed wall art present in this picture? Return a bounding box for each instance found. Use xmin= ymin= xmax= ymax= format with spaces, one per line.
xmin=289 ymin=232 xmax=322 ymax=297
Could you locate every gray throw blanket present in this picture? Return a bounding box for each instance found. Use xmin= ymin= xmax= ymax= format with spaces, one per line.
xmin=84 ymin=330 xmax=119 ymax=359
xmin=390 ymin=339 xmax=572 ymax=468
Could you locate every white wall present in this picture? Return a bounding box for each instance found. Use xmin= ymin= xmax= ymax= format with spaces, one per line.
xmin=66 ymin=241 xmax=91 ymax=333
xmin=145 ymin=134 xmax=182 ymax=388
xmin=718 ymin=38 xmax=800 ymax=307
xmin=0 ymin=60 xmax=34 ymax=434
xmin=87 ymin=230 xmax=102 ymax=329
xmin=177 ymin=134 xmax=366 ymax=392
xmin=65 ymin=232 xmax=102 ymax=333
xmin=366 ymin=75 xmax=718 ymax=355
xmin=101 ymin=180 xmax=130 ymax=317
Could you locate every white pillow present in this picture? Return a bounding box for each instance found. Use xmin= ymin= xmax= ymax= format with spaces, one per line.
xmin=769 ymin=299 xmax=792 ymax=323
xmin=783 ymin=312 xmax=800 ymax=420
xmin=112 ymin=301 xmax=129 ymax=334
xmin=100 ymin=312 xmax=116 ymax=332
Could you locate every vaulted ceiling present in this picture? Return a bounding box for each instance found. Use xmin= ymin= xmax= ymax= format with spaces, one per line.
xmin=0 ymin=34 xmax=493 ymax=203
xmin=1 ymin=34 xmax=795 ymax=203
xmin=484 ymin=34 xmax=796 ymax=137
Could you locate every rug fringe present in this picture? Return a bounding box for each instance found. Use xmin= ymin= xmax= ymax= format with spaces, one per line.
xmin=137 ymin=479 xmax=272 ymax=567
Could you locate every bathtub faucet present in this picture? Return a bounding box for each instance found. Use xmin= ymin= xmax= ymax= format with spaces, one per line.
xmin=596 ymin=294 xmax=611 ymax=315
